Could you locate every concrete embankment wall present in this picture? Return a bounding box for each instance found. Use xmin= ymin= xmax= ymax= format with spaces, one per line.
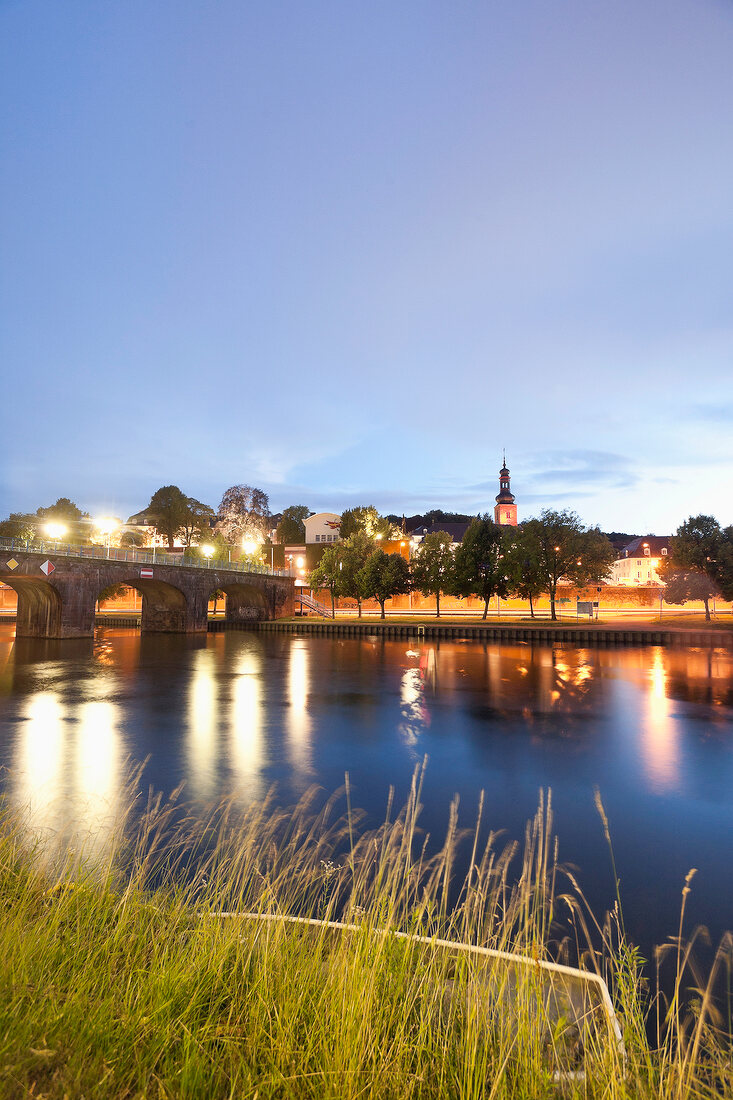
xmin=250 ymin=619 xmax=733 ymax=649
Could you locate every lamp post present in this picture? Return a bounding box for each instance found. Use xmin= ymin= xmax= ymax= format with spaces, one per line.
xmin=94 ymin=517 xmax=119 ymax=556
xmin=44 ymin=522 xmax=67 ymax=550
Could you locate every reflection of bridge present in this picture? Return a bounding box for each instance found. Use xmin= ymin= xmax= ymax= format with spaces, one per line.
xmin=0 ymin=539 xmax=294 ymax=638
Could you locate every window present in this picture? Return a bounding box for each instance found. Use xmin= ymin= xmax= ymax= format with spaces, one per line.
xmin=315 ymin=534 xmax=320 ymax=542
xmin=643 ymin=547 xmax=650 ymax=556
xmin=662 ymin=548 xmax=667 ymax=556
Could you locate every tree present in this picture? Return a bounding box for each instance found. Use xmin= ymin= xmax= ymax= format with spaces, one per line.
xmin=410 ymin=531 xmax=455 ymax=618
xmin=658 ymin=560 xmax=720 ymax=621
xmin=503 ymin=525 xmax=546 ymax=618
xmin=338 ymin=532 xmax=374 ymax=617
xmin=308 ymin=544 xmax=343 ymax=617
xmin=357 ymin=550 xmax=410 ymax=619
xmin=216 ymin=485 xmax=270 ymax=546
xmin=717 ymin=526 xmax=733 ymax=602
xmin=179 ymin=498 xmax=215 ymax=547
xmin=146 ymin=486 xmax=190 ymax=550
xmin=36 ymin=497 xmax=88 ymax=521
xmin=518 ymin=510 xmax=616 ymax=621
xmin=0 ymin=513 xmax=36 ymax=540
xmin=453 ymin=517 xmax=509 ymax=619
xmin=276 ymin=505 xmax=311 ymax=544
xmin=658 ymin=514 xmax=732 ymax=616
xmin=119 ymin=529 xmax=146 ymax=548
xmin=339 ymin=505 xmax=395 ymax=541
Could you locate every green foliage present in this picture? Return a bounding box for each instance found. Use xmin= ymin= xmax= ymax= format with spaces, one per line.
xmin=503 ymin=524 xmax=546 ymax=617
xmin=276 ymin=505 xmax=311 ymax=544
xmin=339 ymin=505 xmax=395 ymax=541
xmin=516 ymin=511 xmax=616 ymax=620
xmin=453 ymin=517 xmax=509 ymax=619
xmin=0 ymin=784 xmax=729 ymax=1099
xmin=146 ymin=485 xmax=190 ymax=549
xmin=308 ymin=544 xmax=343 ymax=614
xmin=358 ymin=549 xmax=410 ymax=618
xmin=119 ymin=529 xmax=146 ymax=548
xmin=410 ymin=531 xmax=455 ymax=617
xmin=658 ymin=560 xmax=720 ymax=620
xmin=35 ymin=497 xmax=88 ymax=521
xmin=179 ymin=498 xmax=215 ymax=547
xmin=0 ymin=512 xmax=36 ymax=540
xmin=96 ymin=583 xmax=130 ymax=604
xmin=666 ymin=514 xmax=733 ymax=602
xmin=338 ymin=532 xmax=374 ymax=617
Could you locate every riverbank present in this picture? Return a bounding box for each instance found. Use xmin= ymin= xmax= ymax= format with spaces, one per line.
xmin=2 ymin=784 xmax=730 ymax=1099
xmin=252 ymin=616 xmax=733 ymax=649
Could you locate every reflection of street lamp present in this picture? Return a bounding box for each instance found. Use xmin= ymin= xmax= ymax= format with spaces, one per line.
xmin=44 ymin=522 xmax=67 ymax=544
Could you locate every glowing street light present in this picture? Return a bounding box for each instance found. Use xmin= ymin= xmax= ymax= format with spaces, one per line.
xmin=242 ymin=539 xmax=258 ymax=557
xmin=296 ymin=556 xmax=305 ymax=569
xmin=44 ymin=522 xmax=67 ymax=542
xmin=201 ymin=544 xmax=215 ymax=559
xmin=94 ymin=516 xmax=119 ymax=553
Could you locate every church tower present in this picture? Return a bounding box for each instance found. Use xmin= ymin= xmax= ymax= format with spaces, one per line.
xmin=493 ymin=454 xmax=517 ymax=526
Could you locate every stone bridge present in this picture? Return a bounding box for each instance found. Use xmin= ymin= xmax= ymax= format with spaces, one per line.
xmin=0 ymin=547 xmax=294 ymax=638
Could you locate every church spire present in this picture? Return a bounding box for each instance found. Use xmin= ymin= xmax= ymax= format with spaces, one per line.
xmin=493 ymin=455 xmax=517 ymax=526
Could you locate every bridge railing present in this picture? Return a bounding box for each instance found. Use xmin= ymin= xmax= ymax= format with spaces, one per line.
xmin=0 ymin=536 xmax=290 ymax=577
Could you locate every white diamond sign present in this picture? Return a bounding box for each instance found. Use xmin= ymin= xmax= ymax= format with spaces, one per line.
xmin=40 ymin=560 xmax=55 ymax=576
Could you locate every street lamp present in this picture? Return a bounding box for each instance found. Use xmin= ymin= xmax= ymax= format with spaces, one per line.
xmin=94 ymin=516 xmax=118 ymax=551
xmin=242 ymin=539 xmax=258 ymax=558
xmin=44 ymin=522 xmax=67 ymax=542
xmin=201 ymin=544 xmax=215 ymax=560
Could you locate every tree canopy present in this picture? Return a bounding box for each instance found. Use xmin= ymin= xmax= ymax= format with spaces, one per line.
xmin=308 ymin=544 xmax=342 ymax=616
xmin=517 ymin=510 xmax=616 ymax=620
xmin=216 ymin=485 xmax=270 ymax=545
xmin=410 ymin=531 xmax=455 ymax=618
xmin=339 ymin=505 xmax=394 ymax=541
xmin=453 ymin=517 xmax=509 ymax=619
xmin=276 ymin=505 xmax=311 ymax=544
xmin=357 ymin=550 xmax=410 ymax=619
xmin=146 ymin=486 xmax=191 ymax=550
xmin=337 ymin=532 xmax=374 ymax=617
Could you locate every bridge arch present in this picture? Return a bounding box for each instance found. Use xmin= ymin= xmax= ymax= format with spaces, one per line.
xmin=215 ymin=581 xmax=272 ymax=623
xmin=98 ymin=576 xmax=190 ymax=634
xmin=3 ymin=576 xmax=62 ymax=638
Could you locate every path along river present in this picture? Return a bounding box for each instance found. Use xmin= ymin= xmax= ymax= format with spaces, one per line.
xmin=0 ymin=624 xmax=731 ymax=962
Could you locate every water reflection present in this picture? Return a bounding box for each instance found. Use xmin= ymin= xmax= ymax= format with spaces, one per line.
xmin=1 ymin=625 xmax=732 ymax=954
xmin=287 ymin=639 xmax=312 ymax=774
xmin=187 ymin=648 xmax=219 ymax=800
xmin=641 ymin=648 xmax=679 ymax=792
xmin=229 ymin=645 xmax=264 ymax=796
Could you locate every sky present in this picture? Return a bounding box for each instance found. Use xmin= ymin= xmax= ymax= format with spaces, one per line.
xmin=1 ymin=0 xmax=732 ymax=535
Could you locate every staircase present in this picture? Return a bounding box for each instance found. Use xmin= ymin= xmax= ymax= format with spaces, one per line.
xmin=295 ymin=592 xmax=334 ymax=618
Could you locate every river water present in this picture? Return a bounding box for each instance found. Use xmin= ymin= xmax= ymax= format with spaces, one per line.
xmin=0 ymin=624 xmax=731 ymax=959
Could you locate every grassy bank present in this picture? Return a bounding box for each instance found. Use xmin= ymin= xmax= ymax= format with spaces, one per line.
xmin=1 ymin=774 xmax=731 ymax=1098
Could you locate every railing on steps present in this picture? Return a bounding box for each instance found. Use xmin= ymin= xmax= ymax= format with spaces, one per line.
xmin=295 ymin=592 xmax=334 ymax=618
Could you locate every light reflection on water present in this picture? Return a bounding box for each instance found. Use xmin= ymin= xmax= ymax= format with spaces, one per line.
xmin=0 ymin=626 xmax=732 ymax=950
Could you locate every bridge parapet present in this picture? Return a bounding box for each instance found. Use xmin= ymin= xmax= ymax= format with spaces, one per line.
xmin=0 ymin=547 xmax=294 ymax=638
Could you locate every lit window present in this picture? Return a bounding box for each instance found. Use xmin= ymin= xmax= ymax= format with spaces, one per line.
xmin=662 ymin=548 xmax=667 ymax=555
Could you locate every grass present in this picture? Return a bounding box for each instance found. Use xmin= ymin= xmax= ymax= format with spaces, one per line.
xmin=0 ymin=770 xmax=731 ymax=1099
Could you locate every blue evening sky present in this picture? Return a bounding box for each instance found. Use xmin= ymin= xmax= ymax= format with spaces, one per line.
xmin=1 ymin=0 xmax=732 ymax=533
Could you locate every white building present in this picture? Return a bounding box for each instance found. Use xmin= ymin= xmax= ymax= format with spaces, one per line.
xmin=304 ymin=512 xmax=341 ymax=545
xmin=608 ymin=535 xmax=671 ymax=586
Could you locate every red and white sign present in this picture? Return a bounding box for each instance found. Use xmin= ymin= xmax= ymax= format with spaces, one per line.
xmin=40 ymin=560 xmax=55 ymax=576
xmin=140 ymin=568 xmax=154 ymax=579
